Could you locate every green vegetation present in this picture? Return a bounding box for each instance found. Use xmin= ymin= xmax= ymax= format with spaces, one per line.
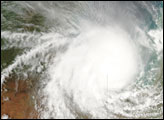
xmin=1 ymin=1 xmax=47 ymax=32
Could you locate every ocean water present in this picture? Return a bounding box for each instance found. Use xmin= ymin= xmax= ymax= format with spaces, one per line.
xmin=1 ymin=1 xmax=163 ymax=119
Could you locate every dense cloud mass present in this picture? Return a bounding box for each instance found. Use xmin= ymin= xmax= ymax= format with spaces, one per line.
xmin=1 ymin=1 xmax=163 ymax=119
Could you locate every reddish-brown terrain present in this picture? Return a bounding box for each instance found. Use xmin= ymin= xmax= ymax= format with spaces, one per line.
xmin=1 ymin=79 xmax=39 ymax=119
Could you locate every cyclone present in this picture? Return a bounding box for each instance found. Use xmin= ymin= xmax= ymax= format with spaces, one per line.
xmin=1 ymin=1 xmax=163 ymax=119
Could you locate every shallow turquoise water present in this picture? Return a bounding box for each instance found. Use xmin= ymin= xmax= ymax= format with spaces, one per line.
xmin=1 ymin=1 xmax=163 ymax=119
